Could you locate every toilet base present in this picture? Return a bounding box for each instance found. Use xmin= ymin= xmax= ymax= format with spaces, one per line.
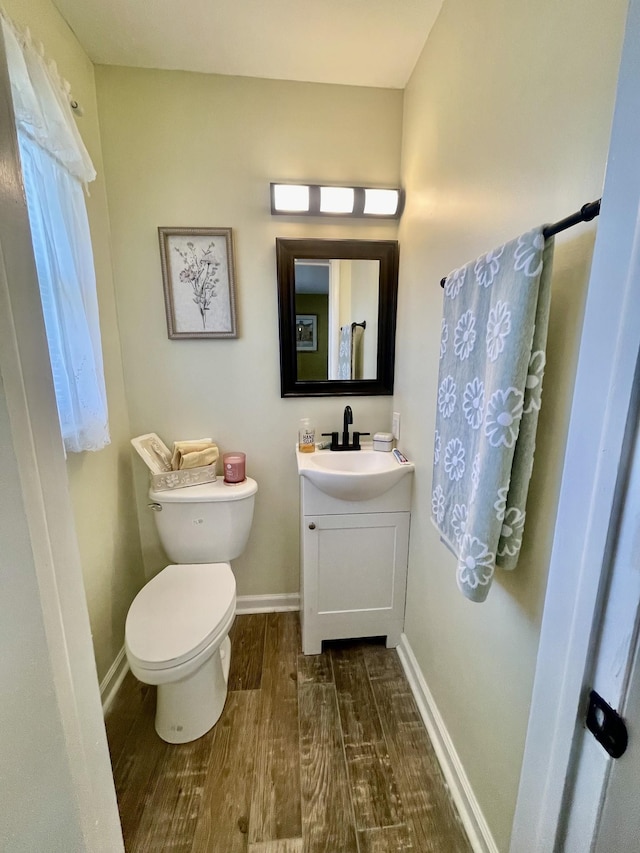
xmin=155 ymin=635 xmax=231 ymax=743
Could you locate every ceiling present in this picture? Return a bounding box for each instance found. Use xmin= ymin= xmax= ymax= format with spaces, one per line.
xmin=52 ymin=0 xmax=442 ymax=89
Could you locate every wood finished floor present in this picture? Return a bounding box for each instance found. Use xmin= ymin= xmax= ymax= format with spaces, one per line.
xmin=106 ymin=612 xmax=472 ymax=852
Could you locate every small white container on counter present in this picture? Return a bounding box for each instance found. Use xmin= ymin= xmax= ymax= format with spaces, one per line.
xmin=373 ymin=431 xmax=394 ymax=452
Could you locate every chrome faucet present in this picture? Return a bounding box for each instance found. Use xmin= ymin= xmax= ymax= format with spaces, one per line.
xmin=322 ymin=405 xmax=370 ymax=451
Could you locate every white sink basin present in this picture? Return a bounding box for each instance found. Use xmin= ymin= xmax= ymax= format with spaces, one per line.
xmin=296 ymin=446 xmax=414 ymax=501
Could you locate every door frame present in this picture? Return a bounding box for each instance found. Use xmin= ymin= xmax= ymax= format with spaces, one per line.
xmin=0 ymin=26 xmax=124 ymax=853
xmin=328 ymin=259 xmax=341 ymax=379
xmin=510 ymin=0 xmax=640 ymax=848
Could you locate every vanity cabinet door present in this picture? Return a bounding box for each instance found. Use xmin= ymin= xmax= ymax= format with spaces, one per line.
xmin=301 ymin=511 xmax=410 ymax=654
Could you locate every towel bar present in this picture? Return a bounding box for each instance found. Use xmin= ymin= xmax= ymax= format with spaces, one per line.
xmin=439 ymin=198 xmax=601 ymax=287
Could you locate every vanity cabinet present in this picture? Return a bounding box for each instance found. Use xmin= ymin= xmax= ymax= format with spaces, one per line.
xmin=299 ymin=477 xmax=412 ymax=655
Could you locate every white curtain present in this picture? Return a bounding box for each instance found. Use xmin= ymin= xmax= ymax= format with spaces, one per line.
xmin=2 ymin=15 xmax=109 ymax=453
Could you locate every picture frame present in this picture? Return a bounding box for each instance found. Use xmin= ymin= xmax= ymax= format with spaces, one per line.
xmin=158 ymin=227 xmax=238 ymax=339
xmin=296 ymin=314 xmax=317 ymax=351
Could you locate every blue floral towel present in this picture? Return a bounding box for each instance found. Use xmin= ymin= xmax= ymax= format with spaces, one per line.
xmin=337 ymin=324 xmax=352 ymax=379
xmin=432 ymin=228 xmax=554 ymax=602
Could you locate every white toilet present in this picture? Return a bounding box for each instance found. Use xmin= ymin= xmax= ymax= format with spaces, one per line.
xmin=125 ymin=476 xmax=258 ymax=743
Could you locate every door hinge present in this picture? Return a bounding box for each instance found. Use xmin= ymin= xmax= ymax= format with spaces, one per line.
xmin=586 ymin=690 xmax=628 ymax=758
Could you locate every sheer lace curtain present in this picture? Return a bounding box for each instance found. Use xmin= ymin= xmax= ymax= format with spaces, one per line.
xmin=2 ymin=13 xmax=110 ymax=452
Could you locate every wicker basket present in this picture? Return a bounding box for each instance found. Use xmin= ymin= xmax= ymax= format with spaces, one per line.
xmin=149 ymin=465 xmax=217 ymax=491
xmin=131 ymin=432 xmax=217 ymax=491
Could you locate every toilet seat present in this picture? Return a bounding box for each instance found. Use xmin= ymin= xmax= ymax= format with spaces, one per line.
xmin=125 ymin=562 xmax=235 ymax=672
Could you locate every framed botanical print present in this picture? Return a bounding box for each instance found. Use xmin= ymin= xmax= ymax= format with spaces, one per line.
xmin=158 ymin=227 xmax=238 ymax=338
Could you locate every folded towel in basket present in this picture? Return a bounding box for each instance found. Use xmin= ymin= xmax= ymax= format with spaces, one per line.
xmin=171 ymin=439 xmax=219 ymax=471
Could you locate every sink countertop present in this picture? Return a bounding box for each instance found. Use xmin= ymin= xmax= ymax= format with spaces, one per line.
xmin=296 ymin=444 xmax=414 ymax=502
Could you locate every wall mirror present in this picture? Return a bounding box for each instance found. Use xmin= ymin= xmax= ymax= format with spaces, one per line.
xmin=276 ymin=238 xmax=399 ymax=397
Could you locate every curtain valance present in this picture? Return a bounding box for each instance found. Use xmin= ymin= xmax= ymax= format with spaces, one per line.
xmin=1 ymin=14 xmax=95 ymax=183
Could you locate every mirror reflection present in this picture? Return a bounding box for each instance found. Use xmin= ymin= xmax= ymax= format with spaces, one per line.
xmin=294 ymin=259 xmax=379 ymax=381
xmin=276 ymin=238 xmax=399 ymax=397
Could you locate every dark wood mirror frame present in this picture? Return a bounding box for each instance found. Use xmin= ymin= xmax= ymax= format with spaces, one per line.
xmin=276 ymin=238 xmax=399 ymax=397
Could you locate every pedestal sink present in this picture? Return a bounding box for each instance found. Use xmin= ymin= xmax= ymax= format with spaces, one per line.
xmin=296 ymin=445 xmax=415 ymax=502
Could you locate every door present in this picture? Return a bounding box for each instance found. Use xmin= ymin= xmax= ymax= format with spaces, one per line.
xmin=594 ymin=606 xmax=640 ymax=851
xmin=301 ymin=511 xmax=410 ymax=654
xmin=559 ymin=387 xmax=640 ymax=850
xmin=510 ymin=0 xmax=640 ymax=848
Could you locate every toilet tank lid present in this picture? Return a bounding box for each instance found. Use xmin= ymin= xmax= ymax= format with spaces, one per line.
xmin=149 ymin=476 xmax=258 ymax=503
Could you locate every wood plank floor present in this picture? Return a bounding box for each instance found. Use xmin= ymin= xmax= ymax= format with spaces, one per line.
xmin=106 ymin=613 xmax=472 ymax=852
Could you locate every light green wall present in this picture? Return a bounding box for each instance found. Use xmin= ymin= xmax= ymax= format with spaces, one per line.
xmin=2 ymin=0 xmax=145 ymax=681
xmin=1 ymin=2 xmax=630 ymax=844
xmin=94 ymin=66 xmax=402 ymax=594
xmin=395 ymin=0 xmax=627 ymax=848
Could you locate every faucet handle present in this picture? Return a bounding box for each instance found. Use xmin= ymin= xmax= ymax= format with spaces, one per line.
xmin=352 ymin=431 xmax=370 ymax=450
xmin=321 ymin=431 xmax=339 ymax=450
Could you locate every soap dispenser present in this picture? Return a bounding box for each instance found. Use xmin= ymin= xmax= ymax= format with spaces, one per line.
xmin=298 ymin=418 xmax=316 ymax=453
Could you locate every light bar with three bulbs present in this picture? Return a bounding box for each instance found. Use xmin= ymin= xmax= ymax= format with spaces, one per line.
xmin=270 ymin=183 xmax=404 ymax=219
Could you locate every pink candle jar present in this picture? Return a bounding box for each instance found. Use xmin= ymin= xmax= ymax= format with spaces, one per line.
xmin=223 ymin=452 xmax=246 ymax=484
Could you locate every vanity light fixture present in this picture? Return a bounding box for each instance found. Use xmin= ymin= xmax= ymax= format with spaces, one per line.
xmin=270 ymin=183 xmax=404 ymax=219
xmin=271 ymin=183 xmax=310 ymax=212
xmin=320 ymin=186 xmax=354 ymax=214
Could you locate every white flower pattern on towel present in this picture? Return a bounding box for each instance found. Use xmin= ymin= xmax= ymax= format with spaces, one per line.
xmin=440 ymin=318 xmax=449 ymax=360
xmin=438 ymin=376 xmax=457 ymax=418
xmin=454 ymin=310 xmax=476 ymax=360
xmin=432 ymin=485 xmax=445 ymax=525
xmin=497 ymin=507 xmax=526 ymax=558
xmin=486 ymin=300 xmax=511 ymax=362
xmin=514 ymin=231 xmax=545 ymax=277
xmin=474 ymin=246 xmax=504 ymax=288
xmin=458 ymin=535 xmax=495 ymax=590
xmin=523 ymin=350 xmax=545 ymax=414
xmin=444 ymin=438 xmax=465 ymax=481
xmin=444 ymin=266 xmax=466 ymax=299
xmin=451 ymin=504 xmax=468 ymax=544
xmin=494 ymin=486 xmax=509 ymax=521
xmin=471 ymin=453 xmax=481 ymax=501
xmin=485 ymin=387 xmax=523 ymax=448
xmin=433 ymin=430 xmax=441 ymax=465
xmin=463 ymin=378 xmax=485 ymax=430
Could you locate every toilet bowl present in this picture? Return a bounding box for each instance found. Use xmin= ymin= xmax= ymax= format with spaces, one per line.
xmin=125 ymin=562 xmax=236 ymax=743
xmin=124 ymin=475 xmax=257 ymax=743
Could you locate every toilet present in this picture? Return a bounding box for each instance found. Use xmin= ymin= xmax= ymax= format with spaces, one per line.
xmin=125 ymin=476 xmax=258 ymax=743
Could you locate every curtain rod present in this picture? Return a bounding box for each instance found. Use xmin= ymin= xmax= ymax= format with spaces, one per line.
xmin=439 ymin=198 xmax=601 ymax=288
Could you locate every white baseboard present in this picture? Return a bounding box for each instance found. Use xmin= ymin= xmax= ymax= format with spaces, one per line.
xmin=100 ymin=645 xmax=129 ymax=715
xmin=397 ymin=634 xmax=499 ymax=853
xmin=236 ymin=593 xmax=300 ymax=614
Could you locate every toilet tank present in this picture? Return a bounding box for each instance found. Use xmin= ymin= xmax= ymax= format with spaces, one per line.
xmin=148 ymin=478 xmax=258 ymax=564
